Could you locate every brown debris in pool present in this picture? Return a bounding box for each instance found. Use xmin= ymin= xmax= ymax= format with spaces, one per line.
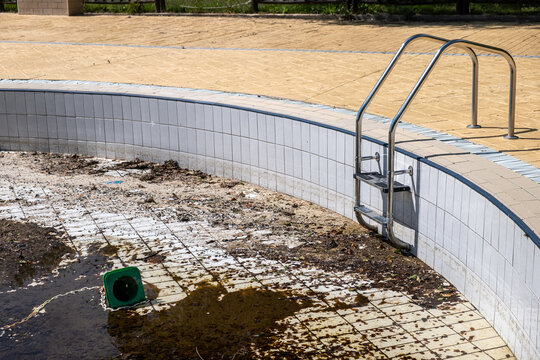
xmin=106 ymin=283 xmax=313 ymax=360
xmin=0 ymin=219 xmax=74 ymax=289
xmin=228 ymin=228 xmax=462 ymax=308
xmin=26 ymin=152 xmax=462 ymax=308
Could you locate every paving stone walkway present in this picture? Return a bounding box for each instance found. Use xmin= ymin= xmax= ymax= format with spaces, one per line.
xmin=0 ymin=14 xmax=538 ymax=167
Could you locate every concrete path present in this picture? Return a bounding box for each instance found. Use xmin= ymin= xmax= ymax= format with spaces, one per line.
xmin=0 ymin=14 xmax=538 ymax=167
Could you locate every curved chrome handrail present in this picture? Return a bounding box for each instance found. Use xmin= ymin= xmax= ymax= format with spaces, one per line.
xmin=355 ymin=34 xmax=479 ymax=250
xmin=386 ymin=38 xmax=517 ymax=249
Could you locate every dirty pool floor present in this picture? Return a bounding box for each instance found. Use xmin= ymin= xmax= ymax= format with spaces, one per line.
xmin=0 ymin=152 xmax=515 ymax=359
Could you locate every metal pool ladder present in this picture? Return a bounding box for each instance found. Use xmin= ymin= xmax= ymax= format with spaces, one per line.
xmin=354 ymin=34 xmax=518 ymax=251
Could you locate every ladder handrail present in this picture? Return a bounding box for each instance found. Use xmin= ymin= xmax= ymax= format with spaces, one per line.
xmin=355 ymin=34 xmax=480 ymax=175
xmin=354 ymin=33 xmax=479 ymax=248
xmin=386 ymin=38 xmax=517 ymax=250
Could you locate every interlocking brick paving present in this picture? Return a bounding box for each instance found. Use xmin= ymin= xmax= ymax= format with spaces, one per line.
xmin=0 ymin=14 xmax=538 ymax=167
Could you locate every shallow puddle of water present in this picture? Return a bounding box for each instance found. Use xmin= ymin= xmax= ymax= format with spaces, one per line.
xmin=1 ymin=258 xmax=313 ymax=360
xmin=0 ymin=250 xmax=118 ymax=359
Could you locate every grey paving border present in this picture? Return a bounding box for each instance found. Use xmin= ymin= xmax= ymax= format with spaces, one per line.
xmin=2 ymin=40 xmax=540 ymax=59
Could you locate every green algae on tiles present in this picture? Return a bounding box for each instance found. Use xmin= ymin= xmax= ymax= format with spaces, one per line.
xmin=102 ymin=267 xmax=146 ymax=309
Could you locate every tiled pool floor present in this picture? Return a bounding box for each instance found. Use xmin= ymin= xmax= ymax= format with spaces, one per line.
xmin=0 ymin=152 xmax=515 ymax=359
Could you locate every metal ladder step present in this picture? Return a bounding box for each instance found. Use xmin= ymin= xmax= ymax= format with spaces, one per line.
xmin=354 ymin=172 xmax=410 ymax=193
xmin=354 ymin=205 xmax=388 ymax=225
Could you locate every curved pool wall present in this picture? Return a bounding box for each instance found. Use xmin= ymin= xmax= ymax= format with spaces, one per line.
xmin=0 ymin=83 xmax=539 ymax=359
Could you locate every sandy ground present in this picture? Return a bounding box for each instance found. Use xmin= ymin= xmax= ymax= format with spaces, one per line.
xmin=0 ymin=14 xmax=538 ymax=167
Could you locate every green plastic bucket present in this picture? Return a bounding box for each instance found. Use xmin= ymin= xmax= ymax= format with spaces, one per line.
xmin=102 ymin=266 xmax=146 ymax=309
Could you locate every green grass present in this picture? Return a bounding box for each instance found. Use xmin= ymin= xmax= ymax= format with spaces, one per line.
xmin=3 ymin=1 xmax=540 ymax=16
xmin=83 ymin=3 xmax=155 ymax=13
xmin=470 ymin=3 xmax=540 ymax=15
xmin=258 ymin=3 xmax=349 ymax=15
xmin=1 ymin=4 xmax=18 ymax=12
xmin=165 ymin=0 xmax=251 ymax=14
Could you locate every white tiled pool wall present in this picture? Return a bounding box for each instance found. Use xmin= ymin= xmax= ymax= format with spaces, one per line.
xmin=0 ymin=89 xmax=539 ymax=359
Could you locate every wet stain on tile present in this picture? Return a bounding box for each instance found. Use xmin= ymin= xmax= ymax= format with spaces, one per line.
xmin=107 ymin=283 xmax=313 ymax=359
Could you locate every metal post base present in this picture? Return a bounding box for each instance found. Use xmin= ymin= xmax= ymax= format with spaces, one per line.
xmin=504 ymin=135 xmax=519 ymax=140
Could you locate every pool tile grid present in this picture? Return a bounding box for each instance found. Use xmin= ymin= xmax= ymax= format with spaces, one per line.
xmin=0 ymin=159 xmax=517 ymax=359
xmin=127 ymin=216 xmax=512 ymax=359
xmin=0 ymin=186 xmax=512 ymax=359
xmin=198 ymin=221 xmax=512 ymax=359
